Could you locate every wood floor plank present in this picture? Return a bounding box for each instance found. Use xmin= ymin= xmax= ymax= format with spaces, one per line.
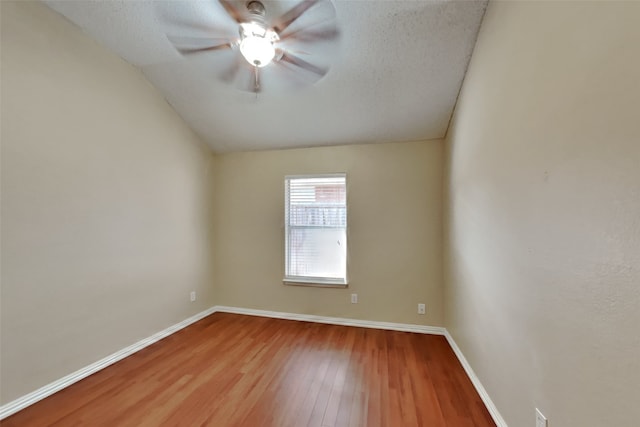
xmin=2 ymin=313 xmax=495 ymax=427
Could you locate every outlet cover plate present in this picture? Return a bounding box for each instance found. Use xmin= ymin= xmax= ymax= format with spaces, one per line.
xmin=535 ymin=408 xmax=547 ymax=427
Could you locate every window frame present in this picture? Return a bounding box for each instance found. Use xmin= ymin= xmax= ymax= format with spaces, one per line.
xmin=283 ymin=173 xmax=348 ymax=287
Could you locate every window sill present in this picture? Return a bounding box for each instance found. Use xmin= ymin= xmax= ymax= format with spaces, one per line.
xmin=283 ymin=277 xmax=348 ymax=288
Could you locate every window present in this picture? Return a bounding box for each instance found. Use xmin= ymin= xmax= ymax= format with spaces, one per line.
xmin=284 ymin=174 xmax=347 ymax=286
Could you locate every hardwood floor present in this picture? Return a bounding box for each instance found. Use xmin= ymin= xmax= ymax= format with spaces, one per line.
xmin=2 ymin=313 xmax=495 ymax=426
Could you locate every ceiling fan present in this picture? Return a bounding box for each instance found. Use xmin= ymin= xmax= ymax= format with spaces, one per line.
xmin=164 ymin=0 xmax=340 ymax=93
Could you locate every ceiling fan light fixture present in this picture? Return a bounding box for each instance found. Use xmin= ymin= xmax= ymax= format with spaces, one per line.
xmin=239 ymin=22 xmax=279 ymax=67
xmin=166 ymin=0 xmax=338 ymax=92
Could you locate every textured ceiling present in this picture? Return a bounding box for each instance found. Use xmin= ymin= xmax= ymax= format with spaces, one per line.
xmin=44 ymin=0 xmax=487 ymax=152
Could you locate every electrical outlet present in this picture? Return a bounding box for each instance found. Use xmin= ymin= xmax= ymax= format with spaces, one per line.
xmin=351 ymin=293 xmax=358 ymax=304
xmin=190 ymin=291 xmax=196 ymax=302
xmin=535 ymin=408 xmax=547 ymax=427
xmin=418 ymin=303 xmax=426 ymax=315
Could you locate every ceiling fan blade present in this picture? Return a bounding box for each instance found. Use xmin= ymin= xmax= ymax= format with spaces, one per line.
xmin=167 ymin=37 xmax=233 ymax=55
xmin=162 ymin=19 xmax=219 ymax=36
xmin=279 ymin=52 xmax=327 ymax=76
xmin=220 ymin=55 xmax=244 ymax=84
xmin=168 ymin=35 xmax=233 ymax=46
xmin=272 ymin=0 xmax=321 ymax=34
xmin=279 ymin=27 xmax=340 ymax=43
xmin=219 ymin=0 xmax=245 ymax=24
xmin=178 ymin=44 xmax=233 ymax=55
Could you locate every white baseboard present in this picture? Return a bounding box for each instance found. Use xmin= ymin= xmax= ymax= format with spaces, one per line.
xmin=2 ymin=305 xmax=505 ymax=427
xmin=214 ymin=305 xmax=446 ymax=335
xmin=0 ymin=306 xmax=218 ymax=420
xmin=444 ymin=330 xmax=508 ymax=427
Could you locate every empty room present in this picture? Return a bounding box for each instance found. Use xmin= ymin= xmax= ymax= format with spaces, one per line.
xmin=1 ymin=0 xmax=638 ymax=426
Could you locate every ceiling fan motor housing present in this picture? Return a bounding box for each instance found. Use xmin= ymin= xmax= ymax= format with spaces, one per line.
xmin=246 ymin=1 xmax=267 ymax=23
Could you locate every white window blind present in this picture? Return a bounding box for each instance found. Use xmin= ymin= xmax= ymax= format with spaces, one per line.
xmin=284 ymin=174 xmax=347 ymax=285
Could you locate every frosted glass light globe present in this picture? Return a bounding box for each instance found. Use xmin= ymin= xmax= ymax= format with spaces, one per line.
xmin=240 ymin=35 xmax=276 ymax=67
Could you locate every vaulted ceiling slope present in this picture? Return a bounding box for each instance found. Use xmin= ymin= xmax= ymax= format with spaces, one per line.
xmin=44 ymin=0 xmax=487 ymax=152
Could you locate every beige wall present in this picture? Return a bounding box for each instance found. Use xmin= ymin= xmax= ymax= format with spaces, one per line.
xmin=214 ymin=141 xmax=444 ymax=326
xmin=445 ymin=2 xmax=640 ymax=427
xmin=0 ymin=1 xmax=216 ymax=404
